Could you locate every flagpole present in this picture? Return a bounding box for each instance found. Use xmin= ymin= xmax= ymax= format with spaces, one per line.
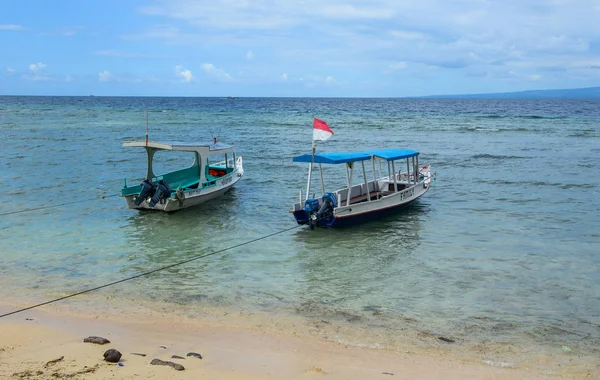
xmin=306 ymin=140 xmax=315 ymax=201
xmin=145 ymin=99 xmax=149 ymax=147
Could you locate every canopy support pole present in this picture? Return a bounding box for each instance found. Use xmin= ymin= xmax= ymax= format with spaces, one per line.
xmin=391 ymin=160 xmax=398 ymax=192
xmin=146 ymin=147 xmax=156 ymax=180
xmin=416 ymin=156 xmax=419 ymax=182
xmin=371 ymin=157 xmax=377 ymax=191
xmin=319 ymin=163 xmax=325 ymax=195
xmin=345 ymin=163 xmax=353 ymax=206
xmin=305 ymin=142 xmax=316 ymax=201
xmin=362 ymin=160 xmax=370 ymax=201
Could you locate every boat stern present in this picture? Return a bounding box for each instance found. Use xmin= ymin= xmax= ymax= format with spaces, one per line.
xmin=292 ymin=209 xmax=310 ymax=225
xmin=291 ymin=194 xmax=337 ymax=229
xmin=122 ymin=193 xmax=183 ymax=212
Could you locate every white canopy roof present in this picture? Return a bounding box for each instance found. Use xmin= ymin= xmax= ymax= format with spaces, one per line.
xmin=123 ymin=141 xmax=235 ymax=152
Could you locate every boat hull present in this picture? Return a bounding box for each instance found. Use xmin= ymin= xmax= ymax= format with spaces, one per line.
xmin=293 ymin=188 xmax=427 ymax=228
xmin=123 ymin=172 xmax=242 ymax=212
xmin=292 ymin=174 xmax=432 ymax=228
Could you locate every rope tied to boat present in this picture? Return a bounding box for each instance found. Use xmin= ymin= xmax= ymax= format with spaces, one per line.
xmin=175 ymin=188 xmax=185 ymax=207
xmin=0 ymin=223 xmax=303 ymax=319
xmin=0 ymin=194 xmax=120 ymax=217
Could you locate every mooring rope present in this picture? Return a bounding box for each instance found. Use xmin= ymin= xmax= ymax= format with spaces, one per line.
xmin=0 ymin=223 xmax=302 ymax=319
xmin=0 ymin=194 xmax=120 ymax=217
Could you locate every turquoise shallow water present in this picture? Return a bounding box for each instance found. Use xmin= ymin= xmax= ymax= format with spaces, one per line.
xmin=1 ymin=96 xmax=599 ymax=363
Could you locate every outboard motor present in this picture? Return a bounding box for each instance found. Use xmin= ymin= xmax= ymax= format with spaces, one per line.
xmin=149 ymin=180 xmax=172 ymax=207
xmin=134 ymin=179 xmax=156 ymax=206
xmin=316 ymin=192 xmax=337 ymax=220
xmin=304 ymin=198 xmax=320 ymax=230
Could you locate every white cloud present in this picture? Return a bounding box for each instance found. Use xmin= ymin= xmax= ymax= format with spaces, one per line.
xmin=321 ymin=4 xmax=393 ymax=19
xmin=389 ymin=30 xmax=429 ymax=41
xmin=175 ymin=65 xmax=194 ymax=82
xmin=389 ymin=61 xmax=408 ymax=70
xmin=98 ymin=70 xmax=111 ymax=82
xmin=530 ymin=74 xmax=542 ymax=81
xmin=0 ymin=24 xmax=25 ymax=30
xmin=60 ymin=26 xmax=83 ymax=36
xmin=121 ymin=25 xmax=192 ymax=41
xmin=29 ymin=63 xmax=47 ymax=73
xmin=6 ymin=67 xmax=15 ymax=74
xmin=282 ymin=73 xmax=288 ymax=81
xmin=95 ymin=71 xmax=158 ymax=84
xmin=65 ymin=76 xmax=73 ymax=82
xmin=300 ymin=74 xmax=339 ymax=86
xmin=130 ymin=0 xmax=600 ymax=92
xmin=94 ymin=50 xmax=143 ymax=58
xmin=24 ymin=63 xmax=54 ymax=81
xmin=201 ymin=63 xmax=232 ymax=80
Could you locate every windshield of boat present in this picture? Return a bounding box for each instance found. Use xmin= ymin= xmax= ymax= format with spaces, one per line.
xmin=207 ymin=152 xmax=234 ymax=169
xmin=152 ymin=150 xmax=197 ymax=176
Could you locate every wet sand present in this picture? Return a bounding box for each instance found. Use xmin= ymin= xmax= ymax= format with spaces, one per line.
xmin=0 ymin=298 xmax=578 ymax=380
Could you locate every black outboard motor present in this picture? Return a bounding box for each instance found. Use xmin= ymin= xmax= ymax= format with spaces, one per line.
xmin=134 ymin=179 xmax=156 ymax=206
xmin=316 ymin=192 xmax=337 ymax=220
xmin=149 ymin=180 xmax=172 ymax=207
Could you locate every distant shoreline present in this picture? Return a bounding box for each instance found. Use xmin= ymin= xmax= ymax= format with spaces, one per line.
xmin=2 ymin=86 xmax=600 ymax=99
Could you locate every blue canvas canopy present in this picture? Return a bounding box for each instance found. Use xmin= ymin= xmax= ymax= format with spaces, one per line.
xmin=293 ymin=151 xmax=372 ymax=164
xmin=293 ymin=149 xmax=419 ymax=165
xmin=364 ymin=148 xmax=419 ymax=161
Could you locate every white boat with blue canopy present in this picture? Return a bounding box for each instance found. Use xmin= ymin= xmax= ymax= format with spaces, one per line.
xmin=121 ymin=140 xmax=243 ymax=212
xmin=291 ymin=148 xmax=433 ymax=228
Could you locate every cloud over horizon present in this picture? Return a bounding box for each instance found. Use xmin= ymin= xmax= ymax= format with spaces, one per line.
xmin=0 ymin=24 xmax=25 ymax=30
xmin=201 ymin=63 xmax=232 ymax=81
xmin=175 ymin=65 xmax=193 ymax=82
xmin=1 ymin=0 xmax=599 ymax=96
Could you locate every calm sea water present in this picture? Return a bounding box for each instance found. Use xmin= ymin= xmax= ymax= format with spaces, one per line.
xmin=1 ymin=96 xmax=599 ymax=367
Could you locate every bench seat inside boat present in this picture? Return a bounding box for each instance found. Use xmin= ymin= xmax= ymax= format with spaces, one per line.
xmin=338 ymin=183 xmax=409 ymax=206
xmin=169 ymin=178 xmax=200 ymax=190
xmin=159 ymin=166 xmax=200 ymax=190
xmin=339 ymin=191 xmax=380 ymax=206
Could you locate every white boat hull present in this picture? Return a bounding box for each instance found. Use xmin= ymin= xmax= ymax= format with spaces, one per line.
xmin=292 ymin=166 xmax=433 ymax=228
xmin=123 ymin=155 xmax=244 ymax=212
xmin=124 ymin=172 xmax=242 ymax=212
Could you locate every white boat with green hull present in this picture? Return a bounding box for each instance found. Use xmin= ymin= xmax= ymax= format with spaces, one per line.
xmin=121 ymin=140 xmax=243 ymax=212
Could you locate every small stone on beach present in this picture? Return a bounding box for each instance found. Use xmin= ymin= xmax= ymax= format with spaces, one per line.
xmin=187 ymin=352 xmax=202 ymax=359
xmin=83 ymin=336 xmax=110 ymax=345
xmin=438 ymin=337 xmax=455 ymax=343
xmin=44 ymin=356 xmax=64 ymax=367
xmin=171 ymin=355 xmax=185 ymax=359
xmin=104 ymin=349 xmax=122 ymax=363
xmin=150 ymin=358 xmax=185 ymax=371
xmin=131 ymin=352 xmax=147 ymax=357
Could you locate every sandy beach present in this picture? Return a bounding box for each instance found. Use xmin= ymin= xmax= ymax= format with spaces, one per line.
xmin=1 ymin=297 xmax=589 ymax=380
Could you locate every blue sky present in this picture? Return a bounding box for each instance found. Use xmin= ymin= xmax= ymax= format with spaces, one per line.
xmin=1 ymin=0 xmax=600 ymax=97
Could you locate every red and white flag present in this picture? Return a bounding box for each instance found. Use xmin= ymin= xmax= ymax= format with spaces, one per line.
xmin=313 ymin=117 xmax=334 ymax=142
